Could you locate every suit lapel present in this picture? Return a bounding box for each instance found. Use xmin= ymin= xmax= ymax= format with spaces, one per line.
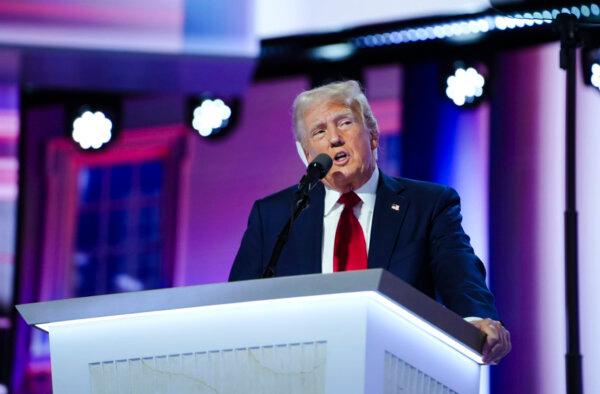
xmin=368 ymin=172 xmax=409 ymax=269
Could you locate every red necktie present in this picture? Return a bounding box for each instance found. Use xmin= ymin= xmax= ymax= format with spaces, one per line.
xmin=334 ymin=191 xmax=368 ymax=272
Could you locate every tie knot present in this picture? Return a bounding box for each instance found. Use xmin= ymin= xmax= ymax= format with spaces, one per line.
xmin=338 ymin=191 xmax=361 ymax=209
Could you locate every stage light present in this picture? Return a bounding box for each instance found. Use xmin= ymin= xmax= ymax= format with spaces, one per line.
xmin=581 ymin=47 xmax=600 ymax=91
xmin=311 ymin=43 xmax=355 ymax=61
xmin=591 ymin=63 xmax=600 ymax=89
xmin=191 ymin=98 xmax=232 ymax=138
xmin=71 ymin=110 xmax=113 ymax=150
xmin=581 ymin=5 xmax=591 ymax=17
xmin=445 ymin=66 xmax=485 ymax=107
xmin=350 ymin=3 xmax=600 ymax=49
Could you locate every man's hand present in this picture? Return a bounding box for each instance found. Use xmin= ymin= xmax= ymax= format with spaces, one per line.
xmin=469 ymin=318 xmax=511 ymax=364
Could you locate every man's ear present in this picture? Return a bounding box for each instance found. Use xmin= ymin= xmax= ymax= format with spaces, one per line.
xmin=370 ymin=130 xmax=379 ymax=160
xmin=370 ymin=130 xmax=380 ymax=150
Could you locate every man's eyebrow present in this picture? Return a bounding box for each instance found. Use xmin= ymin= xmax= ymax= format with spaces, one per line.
xmin=308 ymin=120 xmax=326 ymax=132
xmin=308 ymin=110 xmax=355 ymax=131
xmin=333 ymin=111 xmax=354 ymax=121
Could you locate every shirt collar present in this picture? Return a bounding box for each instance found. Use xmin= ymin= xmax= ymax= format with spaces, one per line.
xmin=324 ymin=167 xmax=379 ymax=216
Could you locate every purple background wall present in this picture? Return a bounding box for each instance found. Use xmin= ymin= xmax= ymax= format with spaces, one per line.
xmin=181 ymin=77 xmax=308 ymax=285
xmin=489 ymin=44 xmax=556 ymax=393
xmin=576 ymin=48 xmax=600 ymax=393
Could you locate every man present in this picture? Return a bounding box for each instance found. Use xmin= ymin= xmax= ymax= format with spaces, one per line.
xmin=229 ymin=80 xmax=511 ymax=364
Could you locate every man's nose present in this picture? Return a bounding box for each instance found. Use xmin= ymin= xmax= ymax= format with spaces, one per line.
xmin=328 ymin=127 xmax=344 ymax=146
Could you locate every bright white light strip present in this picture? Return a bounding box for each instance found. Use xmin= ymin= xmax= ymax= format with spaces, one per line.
xmin=353 ymin=3 xmax=600 ymax=48
xmin=361 ymin=292 xmax=483 ymax=363
xmin=36 ymin=291 xmax=483 ymax=363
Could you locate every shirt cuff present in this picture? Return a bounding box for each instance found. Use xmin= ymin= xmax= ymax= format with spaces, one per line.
xmin=464 ymin=316 xmax=482 ymax=322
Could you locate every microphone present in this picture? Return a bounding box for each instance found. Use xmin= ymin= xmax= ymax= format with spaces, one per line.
xmin=297 ymin=153 xmax=333 ymax=196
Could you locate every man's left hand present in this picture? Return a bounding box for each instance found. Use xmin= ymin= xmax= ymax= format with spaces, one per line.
xmin=469 ymin=318 xmax=511 ymax=364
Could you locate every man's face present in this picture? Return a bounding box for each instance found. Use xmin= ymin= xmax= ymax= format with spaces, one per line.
xmin=302 ymin=100 xmax=378 ymax=193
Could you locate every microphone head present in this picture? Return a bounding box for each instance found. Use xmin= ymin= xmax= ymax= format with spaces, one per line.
xmin=308 ymin=153 xmax=333 ymax=179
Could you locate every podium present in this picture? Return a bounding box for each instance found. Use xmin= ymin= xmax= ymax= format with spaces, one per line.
xmin=17 ymin=269 xmax=485 ymax=393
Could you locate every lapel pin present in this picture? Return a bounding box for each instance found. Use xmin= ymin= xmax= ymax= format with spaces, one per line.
xmin=391 ymin=203 xmax=400 ymax=211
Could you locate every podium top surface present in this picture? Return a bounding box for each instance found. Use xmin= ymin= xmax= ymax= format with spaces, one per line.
xmin=16 ymin=269 xmax=484 ymax=355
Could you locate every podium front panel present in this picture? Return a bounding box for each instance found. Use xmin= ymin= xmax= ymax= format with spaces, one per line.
xmin=43 ymin=292 xmax=478 ymax=393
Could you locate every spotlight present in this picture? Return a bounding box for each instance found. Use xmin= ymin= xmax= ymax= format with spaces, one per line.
xmin=71 ymin=110 xmax=113 ymax=150
xmin=445 ymin=66 xmax=486 ymax=107
xmin=581 ymin=48 xmax=600 ymax=91
xmin=190 ymin=97 xmax=235 ymax=138
xmin=591 ymin=63 xmax=600 ymax=89
xmin=311 ymin=43 xmax=355 ymax=61
xmin=65 ymin=95 xmax=121 ymax=151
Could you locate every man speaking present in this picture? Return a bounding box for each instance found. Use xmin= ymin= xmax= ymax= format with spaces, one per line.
xmin=229 ymin=80 xmax=511 ymax=364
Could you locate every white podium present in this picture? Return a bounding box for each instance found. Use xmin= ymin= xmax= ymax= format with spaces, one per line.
xmin=17 ymin=269 xmax=485 ymax=394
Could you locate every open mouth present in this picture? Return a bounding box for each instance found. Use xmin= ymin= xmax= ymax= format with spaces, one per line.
xmin=334 ymin=151 xmax=349 ymax=164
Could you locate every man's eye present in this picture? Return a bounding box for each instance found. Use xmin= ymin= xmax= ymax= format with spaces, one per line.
xmin=340 ymin=119 xmax=353 ymax=127
xmin=313 ymin=129 xmax=325 ymax=136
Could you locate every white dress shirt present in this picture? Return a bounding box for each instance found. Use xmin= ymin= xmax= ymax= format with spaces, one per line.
xmin=321 ymin=168 xmax=379 ymax=273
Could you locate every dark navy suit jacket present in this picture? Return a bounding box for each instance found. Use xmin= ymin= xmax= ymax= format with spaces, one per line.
xmin=229 ymin=171 xmax=499 ymax=320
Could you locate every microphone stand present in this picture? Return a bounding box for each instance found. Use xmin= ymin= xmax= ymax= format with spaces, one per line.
xmin=556 ymin=13 xmax=582 ymax=394
xmin=261 ymin=191 xmax=311 ymax=278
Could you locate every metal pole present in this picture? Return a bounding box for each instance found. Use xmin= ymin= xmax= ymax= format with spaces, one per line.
xmin=557 ymin=13 xmax=583 ymax=394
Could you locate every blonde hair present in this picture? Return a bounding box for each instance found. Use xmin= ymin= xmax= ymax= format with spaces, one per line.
xmin=292 ymin=80 xmax=379 ymax=146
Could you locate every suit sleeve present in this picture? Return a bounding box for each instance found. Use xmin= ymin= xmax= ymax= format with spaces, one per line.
xmin=229 ymin=201 xmax=265 ymax=281
xmin=429 ymin=186 xmax=500 ymax=320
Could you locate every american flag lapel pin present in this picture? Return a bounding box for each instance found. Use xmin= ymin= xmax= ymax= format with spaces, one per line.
xmin=391 ymin=203 xmax=400 ymax=211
